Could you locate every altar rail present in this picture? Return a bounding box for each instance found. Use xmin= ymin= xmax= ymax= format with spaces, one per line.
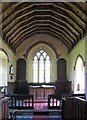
xmin=6 ymin=94 xmax=34 ymax=119
xmin=62 ymin=94 xmax=86 ymax=120
xmin=48 ymin=94 xmax=62 ymax=109
xmin=7 ymin=94 xmax=34 ymax=109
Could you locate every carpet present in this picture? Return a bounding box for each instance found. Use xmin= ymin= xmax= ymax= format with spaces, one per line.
xmin=34 ymin=99 xmax=48 ymax=109
xmin=16 ymin=115 xmax=61 ymax=120
xmin=32 ymin=115 xmax=49 ymax=120
xmin=34 ymin=101 xmax=47 ymax=109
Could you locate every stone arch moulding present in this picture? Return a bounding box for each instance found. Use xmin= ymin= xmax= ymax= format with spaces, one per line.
xmin=73 ymin=54 xmax=85 ymax=71
xmin=0 ymin=48 xmax=9 ymax=62
xmin=23 ymin=41 xmax=60 ymax=59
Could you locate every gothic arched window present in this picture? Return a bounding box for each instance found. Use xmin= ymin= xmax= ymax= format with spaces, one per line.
xmin=33 ymin=50 xmax=50 ymax=83
xmin=74 ymin=55 xmax=85 ymax=94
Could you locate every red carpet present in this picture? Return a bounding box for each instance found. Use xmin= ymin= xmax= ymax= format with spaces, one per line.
xmin=34 ymin=99 xmax=48 ymax=109
xmin=33 ymin=99 xmax=50 ymax=119
xmin=32 ymin=115 xmax=49 ymax=120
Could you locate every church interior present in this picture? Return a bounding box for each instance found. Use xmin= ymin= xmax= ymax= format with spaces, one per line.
xmin=0 ymin=1 xmax=87 ymax=120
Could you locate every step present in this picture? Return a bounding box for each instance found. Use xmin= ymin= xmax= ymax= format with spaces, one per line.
xmin=13 ymin=109 xmax=61 ymax=115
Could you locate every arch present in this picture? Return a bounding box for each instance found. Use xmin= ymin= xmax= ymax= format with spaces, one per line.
xmin=0 ymin=49 xmax=8 ymax=86
xmin=0 ymin=48 xmax=9 ymax=62
xmin=74 ymin=55 xmax=85 ymax=94
xmin=57 ymin=58 xmax=67 ymax=80
xmin=74 ymin=54 xmax=85 ymax=70
xmin=23 ymin=41 xmax=60 ymax=59
xmin=27 ymin=43 xmax=57 ymax=82
xmin=16 ymin=58 xmax=26 ymax=81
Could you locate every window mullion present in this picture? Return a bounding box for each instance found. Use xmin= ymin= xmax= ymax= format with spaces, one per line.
xmin=44 ymin=60 xmax=45 ymax=82
xmin=38 ymin=60 xmax=39 ymax=83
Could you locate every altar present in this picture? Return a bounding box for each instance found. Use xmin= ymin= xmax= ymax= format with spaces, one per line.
xmin=29 ymin=84 xmax=55 ymax=99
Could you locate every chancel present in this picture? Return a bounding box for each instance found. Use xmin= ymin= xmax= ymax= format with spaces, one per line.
xmin=0 ymin=1 xmax=87 ymax=120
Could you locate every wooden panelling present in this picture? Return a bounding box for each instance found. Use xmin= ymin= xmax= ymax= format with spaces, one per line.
xmin=0 ymin=97 xmax=9 ymax=120
xmin=29 ymin=85 xmax=55 ymax=99
xmin=62 ymin=94 xmax=86 ymax=120
xmin=54 ymin=80 xmax=71 ymax=95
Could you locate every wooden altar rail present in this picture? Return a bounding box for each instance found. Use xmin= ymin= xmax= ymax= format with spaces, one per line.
xmin=62 ymin=94 xmax=86 ymax=120
xmin=48 ymin=94 xmax=62 ymax=109
xmin=7 ymin=94 xmax=34 ymax=109
xmin=6 ymin=94 xmax=34 ymax=119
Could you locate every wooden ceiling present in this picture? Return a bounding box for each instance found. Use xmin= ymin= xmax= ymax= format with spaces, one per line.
xmin=0 ymin=2 xmax=87 ymax=53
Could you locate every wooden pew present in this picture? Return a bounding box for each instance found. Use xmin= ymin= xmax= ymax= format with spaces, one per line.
xmin=74 ymin=97 xmax=87 ymax=120
xmin=62 ymin=97 xmax=74 ymax=120
xmin=62 ymin=94 xmax=86 ymax=120
xmin=0 ymin=97 xmax=10 ymax=120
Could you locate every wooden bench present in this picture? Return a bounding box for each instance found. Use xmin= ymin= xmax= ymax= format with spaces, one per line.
xmin=74 ymin=97 xmax=87 ymax=120
xmin=6 ymin=94 xmax=34 ymax=119
xmin=0 ymin=97 xmax=10 ymax=120
xmin=62 ymin=94 xmax=85 ymax=120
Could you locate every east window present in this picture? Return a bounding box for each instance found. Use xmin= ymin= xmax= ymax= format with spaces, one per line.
xmin=33 ymin=50 xmax=50 ymax=83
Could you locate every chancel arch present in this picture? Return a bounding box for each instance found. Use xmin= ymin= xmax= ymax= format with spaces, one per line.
xmin=74 ymin=54 xmax=85 ymax=94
